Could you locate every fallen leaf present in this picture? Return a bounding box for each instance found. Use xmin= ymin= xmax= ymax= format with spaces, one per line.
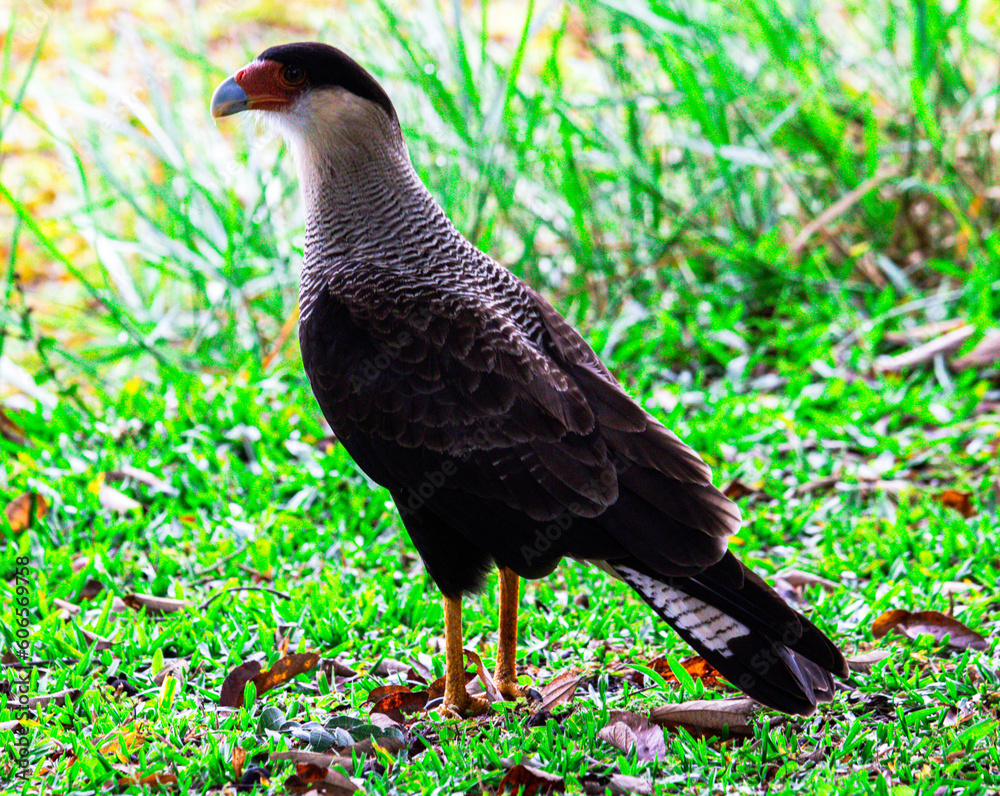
xmin=153 ymin=658 xmax=189 ymax=686
xmin=722 ymin=480 xmax=758 ymax=500
xmin=498 ymin=763 xmax=565 ymax=794
xmin=953 ymin=328 xmax=1000 ymax=370
xmin=251 ymin=652 xmax=321 ymax=700
xmin=597 ymin=711 xmax=668 ymax=761
xmin=776 ymin=569 xmax=840 ymax=592
xmin=105 ymin=466 xmax=178 ymax=495
xmin=285 ymin=762 xmax=358 ymax=794
xmin=271 ymin=750 xmax=354 ymax=770
xmin=871 ymin=609 xmax=987 ymax=651
xmin=80 ymin=628 xmax=116 ymax=651
xmin=537 ymin=671 xmax=581 ymax=712
xmin=98 ymin=484 xmax=141 ymax=513
xmin=649 ymin=697 xmax=755 ymax=738
xmin=937 ymin=490 xmax=976 ymax=518
xmin=233 ymin=746 xmax=246 ymax=780
xmin=116 ymin=772 xmax=177 ymax=789
xmin=3 ymin=492 xmax=48 ymax=534
xmin=582 ymin=773 xmax=653 ymax=795
xmin=649 ymin=655 xmax=722 ymax=689
xmin=371 ymin=658 xmax=410 ymax=677
xmin=79 ymin=578 xmax=104 ymax=601
xmin=874 ymin=325 xmax=974 ymax=372
xmin=0 ymin=408 xmax=28 ymax=446
xmin=100 ymin=728 xmax=146 ymax=763
xmin=25 ymin=688 xmax=80 ymax=709
xmin=51 ymin=598 xmax=81 ymax=618
xmin=846 ymin=650 xmax=892 ymax=673
xmin=370 ymin=689 xmax=428 ymax=721
xmin=219 ymin=661 xmax=263 ymax=708
xmin=463 ymin=648 xmax=501 ymax=703
xmin=122 ymin=593 xmax=189 ymax=616
xmin=366 ymin=684 xmax=412 ymax=704
xmin=884 ymin=320 xmax=968 ymax=346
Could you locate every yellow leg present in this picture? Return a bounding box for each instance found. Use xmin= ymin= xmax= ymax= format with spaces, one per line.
xmin=442 ymin=594 xmax=489 ymax=716
xmin=493 ymin=567 xmax=529 ymax=701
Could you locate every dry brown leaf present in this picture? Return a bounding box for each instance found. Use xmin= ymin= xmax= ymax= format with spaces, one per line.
xmin=597 ymin=711 xmax=668 ymax=761
xmin=722 ymin=480 xmax=757 ymax=500
xmin=870 ymin=609 xmax=987 ymax=651
xmin=582 ymin=773 xmax=653 ymax=795
xmin=271 ymin=750 xmax=354 ymax=770
xmin=371 ymin=658 xmax=410 ymax=677
xmin=25 ymin=689 xmax=80 ymax=709
xmin=51 ymin=598 xmax=81 ymax=618
xmin=219 ymin=660 xmax=263 ymax=708
xmin=105 ymin=466 xmax=177 ymax=495
xmin=498 ymin=763 xmax=565 ymax=795
xmin=846 ymin=650 xmax=892 ymax=673
xmin=0 ymin=408 xmax=28 ymax=446
xmin=649 ymin=655 xmax=723 ymax=689
xmin=649 ymin=697 xmax=755 ymax=738
xmin=79 ymin=578 xmax=104 ymax=601
xmin=776 ymin=569 xmax=840 ymax=592
xmin=3 ymin=492 xmax=48 ymax=534
xmin=463 ymin=648 xmax=501 ymax=703
xmin=98 ymin=484 xmax=141 ymax=513
xmin=874 ymin=324 xmax=974 ymax=372
xmin=100 ymin=728 xmax=146 ymax=763
xmin=365 ymin=684 xmax=411 ymax=704
xmin=116 ymin=772 xmax=177 ymax=789
xmin=251 ymin=652 xmax=321 ymax=700
xmin=153 ymin=658 xmax=189 ymax=687
xmin=370 ymin=689 xmax=428 ymax=721
xmin=884 ymin=320 xmax=968 ymax=346
xmin=232 ymin=746 xmax=246 ymax=780
xmin=285 ymin=762 xmax=358 ymax=794
xmin=953 ymin=328 xmax=1000 ymax=370
xmin=121 ymin=593 xmax=189 ymax=616
xmin=537 ymin=671 xmax=581 ymax=711
xmin=80 ymin=628 xmax=116 ymax=651
xmin=937 ymin=490 xmax=976 ymax=518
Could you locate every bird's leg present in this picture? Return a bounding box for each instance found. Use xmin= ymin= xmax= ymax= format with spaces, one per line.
xmin=442 ymin=593 xmax=489 ymax=717
xmin=493 ymin=566 xmax=529 ymax=700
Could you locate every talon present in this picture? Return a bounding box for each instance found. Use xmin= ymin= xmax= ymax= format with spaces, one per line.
xmin=494 ymin=675 xmax=531 ymax=702
xmin=442 ymin=693 xmax=491 ymax=718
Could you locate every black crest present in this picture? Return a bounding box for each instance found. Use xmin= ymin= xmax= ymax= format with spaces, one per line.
xmin=257 ymin=42 xmax=396 ymax=120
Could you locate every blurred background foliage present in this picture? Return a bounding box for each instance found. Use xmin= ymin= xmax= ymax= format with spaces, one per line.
xmin=1 ymin=0 xmax=998 ymax=400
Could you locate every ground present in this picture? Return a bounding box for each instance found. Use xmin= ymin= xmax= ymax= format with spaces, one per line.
xmin=1 ymin=0 xmax=999 ymax=794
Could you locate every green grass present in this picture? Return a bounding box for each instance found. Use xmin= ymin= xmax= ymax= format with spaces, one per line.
xmin=2 ymin=0 xmax=999 ymax=793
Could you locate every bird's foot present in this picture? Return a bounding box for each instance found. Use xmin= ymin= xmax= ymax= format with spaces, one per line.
xmin=442 ymin=689 xmax=491 ymax=718
xmin=493 ymin=673 xmax=533 ymax=702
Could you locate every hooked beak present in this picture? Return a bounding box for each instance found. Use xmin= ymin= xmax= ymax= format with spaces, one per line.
xmin=210 ymin=75 xmax=249 ymax=118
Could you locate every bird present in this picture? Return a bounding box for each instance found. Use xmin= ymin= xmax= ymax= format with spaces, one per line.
xmin=211 ymin=42 xmax=848 ymax=717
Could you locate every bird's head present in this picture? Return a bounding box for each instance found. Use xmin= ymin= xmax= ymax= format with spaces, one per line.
xmin=211 ymin=43 xmax=402 ymax=169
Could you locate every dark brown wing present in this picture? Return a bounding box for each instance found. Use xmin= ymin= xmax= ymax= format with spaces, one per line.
xmin=299 ymin=262 xmax=739 ymax=582
xmin=298 ymin=264 xmax=619 ymax=523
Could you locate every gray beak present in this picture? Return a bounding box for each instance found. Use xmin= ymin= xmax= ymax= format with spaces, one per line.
xmin=211 ymin=76 xmax=249 ymax=118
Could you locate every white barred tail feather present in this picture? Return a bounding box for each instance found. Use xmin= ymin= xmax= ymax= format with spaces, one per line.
xmin=615 ymin=553 xmax=848 ymax=715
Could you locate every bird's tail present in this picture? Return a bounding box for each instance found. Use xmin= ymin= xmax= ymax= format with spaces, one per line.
xmin=614 ymin=553 xmax=848 ymax=715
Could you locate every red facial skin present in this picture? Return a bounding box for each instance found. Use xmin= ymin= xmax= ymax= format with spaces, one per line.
xmin=234 ymin=59 xmax=307 ymax=111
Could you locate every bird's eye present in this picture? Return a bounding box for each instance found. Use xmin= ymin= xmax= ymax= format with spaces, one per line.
xmin=283 ymin=66 xmax=306 ymax=85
